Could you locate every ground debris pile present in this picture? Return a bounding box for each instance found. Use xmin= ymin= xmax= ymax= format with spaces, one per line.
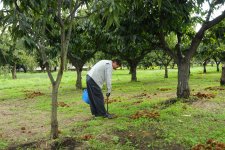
xmin=80 ymin=134 xmax=94 ymax=141
xmin=130 ymin=110 xmax=160 ymax=119
xmin=24 ymin=90 xmax=45 ymax=99
xmin=20 ymin=126 xmax=30 ymax=133
xmin=132 ymin=100 xmax=143 ymax=105
xmin=193 ymin=92 xmax=215 ymax=99
xmin=157 ymin=88 xmax=172 ymax=91
xmin=192 ymin=139 xmax=225 ymax=150
xmin=107 ymin=99 xmax=121 ymax=104
xmin=132 ymin=93 xmax=151 ymax=99
xmin=205 ymin=86 xmax=225 ymax=91
xmin=57 ymin=101 xmax=69 ymax=107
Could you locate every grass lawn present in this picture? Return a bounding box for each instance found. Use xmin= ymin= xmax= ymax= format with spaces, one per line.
xmin=0 ymin=66 xmax=225 ymax=149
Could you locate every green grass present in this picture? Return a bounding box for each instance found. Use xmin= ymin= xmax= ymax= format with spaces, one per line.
xmin=0 ymin=66 xmax=225 ymax=149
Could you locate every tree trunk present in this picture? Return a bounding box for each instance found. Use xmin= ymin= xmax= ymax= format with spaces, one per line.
xmin=216 ymin=62 xmax=220 ymax=72
xmin=76 ymin=67 xmax=83 ymax=90
xmin=51 ymin=84 xmax=59 ymax=139
xmin=220 ymin=65 xmax=225 ymax=86
xmin=203 ymin=61 xmax=207 ymax=73
xmin=203 ymin=59 xmax=208 ymax=73
xmin=171 ymin=62 xmax=176 ymax=69
xmin=164 ymin=65 xmax=168 ymax=78
xmin=129 ymin=64 xmax=137 ymax=81
xmin=211 ymin=62 xmax=213 ymax=66
xmin=20 ymin=65 xmax=27 ymax=73
xmin=67 ymin=54 xmax=84 ymax=90
xmin=49 ymin=28 xmax=69 ymax=139
xmin=12 ymin=63 xmax=17 ymax=79
xmin=41 ymin=66 xmax=45 ymax=72
xmin=127 ymin=66 xmax=131 ymax=74
xmin=64 ymin=59 xmax=68 ymax=71
xmin=177 ymin=59 xmax=190 ymax=98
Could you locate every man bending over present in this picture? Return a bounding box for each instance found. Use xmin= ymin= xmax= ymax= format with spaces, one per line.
xmin=86 ymin=59 xmax=121 ymax=119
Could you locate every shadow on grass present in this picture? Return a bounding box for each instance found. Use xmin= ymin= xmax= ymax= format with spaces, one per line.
xmin=154 ymin=96 xmax=200 ymax=110
xmin=114 ymin=126 xmax=185 ymax=150
xmin=7 ymin=137 xmax=81 ymax=150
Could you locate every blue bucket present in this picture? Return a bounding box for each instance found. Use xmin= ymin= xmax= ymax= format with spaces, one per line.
xmin=82 ymin=89 xmax=90 ymax=104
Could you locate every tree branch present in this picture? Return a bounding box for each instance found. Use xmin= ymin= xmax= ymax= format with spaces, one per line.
xmin=57 ymin=0 xmax=64 ymax=27
xmin=187 ymin=10 xmax=225 ymax=59
xmin=14 ymin=0 xmax=22 ymax=13
xmin=37 ymin=18 xmax=55 ymax=85
xmin=66 ymin=0 xmax=85 ymax=21
xmin=136 ymin=48 xmax=151 ymax=61
xmin=205 ymin=10 xmax=225 ymax=30
xmin=205 ymin=0 xmax=214 ymax=22
xmin=176 ymin=32 xmax=183 ymax=59
xmin=158 ymin=32 xmax=177 ymax=62
xmin=37 ymin=42 xmax=55 ymax=85
xmin=0 ymin=10 xmax=11 ymax=13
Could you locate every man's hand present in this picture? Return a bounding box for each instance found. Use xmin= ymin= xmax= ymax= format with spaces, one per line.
xmin=106 ymin=92 xmax=110 ymax=97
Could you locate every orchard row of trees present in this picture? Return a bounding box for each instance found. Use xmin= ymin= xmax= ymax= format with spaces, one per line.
xmin=0 ymin=0 xmax=225 ymax=139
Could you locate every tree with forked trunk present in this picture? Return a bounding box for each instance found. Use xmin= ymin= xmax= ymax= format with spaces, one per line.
xmin=1 ymin=0 xmax=88 ymax=139
xmin=1 ymin=0 xmax=125 ymax=139
xmin=67 ymin=18 xmax=103 ymax=89
xmin=154 ymin=1 xmax=225 ymax=98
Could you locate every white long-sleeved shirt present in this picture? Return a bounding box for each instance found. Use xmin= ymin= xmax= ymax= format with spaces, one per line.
xmin=87 ymin=60 xmax=112 ymax=93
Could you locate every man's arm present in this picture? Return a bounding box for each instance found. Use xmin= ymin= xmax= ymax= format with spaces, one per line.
xmin=105 ymin=63 xmax=112 ymax=95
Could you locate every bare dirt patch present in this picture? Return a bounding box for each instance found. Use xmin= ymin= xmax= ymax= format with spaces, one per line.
xmin=0 ymin=100 xmax=50 ymax=143
xmin=192 ymin=139 xmax=225 ymax=150
xmin=0 ymin=98 xmax=91 ymax=148
xmin=130 ymin=110 xmax=160 ymax=119
xmin=152 ymin=92 xmax=177 ymax=99
xmin=191 ymin=100 xmax=225 ymax=112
